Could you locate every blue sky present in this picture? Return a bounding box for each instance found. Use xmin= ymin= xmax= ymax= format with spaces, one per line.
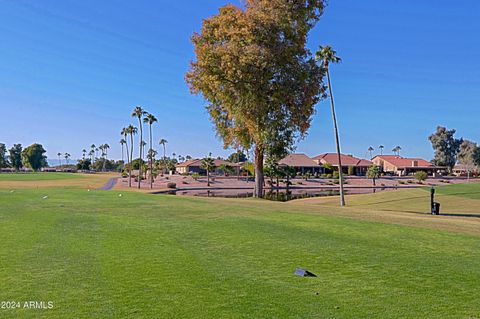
xmin=0 ymin=0 xmax=479 ymax=162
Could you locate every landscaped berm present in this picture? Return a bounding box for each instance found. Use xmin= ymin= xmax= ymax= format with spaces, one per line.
xmin=0 ymin=173 xmax=479 ymax=318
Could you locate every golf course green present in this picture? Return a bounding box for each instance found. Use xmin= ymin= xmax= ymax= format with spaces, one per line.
xmin=0 ymin=175 xmax=479 ymax=318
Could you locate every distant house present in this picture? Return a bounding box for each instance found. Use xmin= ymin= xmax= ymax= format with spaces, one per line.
xmin=278 ymin=153 xmax=322 ymax=174
xmin=313 ymin=153 xmax=373 ymax=176
xmin=453 ymin=164 xmax=478 ymax=177
xmin=372 ymin=155 xmax=444 ymax=176
xmin=176 ymin=159 xmax=239 ymax=175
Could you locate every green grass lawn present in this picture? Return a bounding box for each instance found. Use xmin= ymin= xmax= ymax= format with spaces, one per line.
xmin=0 ymin=186 xmax=479 ymax=318
xmin=436 ymin=181 xmax=480 ymax=199
xmin=0 ymin=172 xmax=83 ymax=181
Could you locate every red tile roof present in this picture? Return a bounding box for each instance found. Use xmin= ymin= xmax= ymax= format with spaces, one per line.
xmin=278 ymin=154 xmax=319 ymax=167
xmin=373 ymin=155 xmax=433 ymax=169
xmin=313 ymin=153 xmax=372 ymax=167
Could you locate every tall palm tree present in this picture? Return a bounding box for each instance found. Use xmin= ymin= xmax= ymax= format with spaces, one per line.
xmin=57 ymin=152 xmax=62 ymax=167
xmin=90 ymin=144 xmax=96 ymax=163
xmin=126 ymin=125 xmax=138 ymax=187
xmin=64 ymin=153 xmax=71 ymax=166
xmin=396 ymin=146 xmax=402 ymax=156
xmin=132 ymin=106 xmax=147 ymax=189
xmin=120 ymin=139 xmax=126 ymax=163
xmin=368 ymin=146 xmax=374 ymax=159
xmin=379 ymin=145 xmax=385 ymax=155
xmin=102 ymin=144 xmax=110 ymax=172
xmin=121 ymin=127 xmax=130 ymax=173
xmin=316 ymin=45 xmax=345 ymax=207
xmin=88 ymin=150 xmax=94 ymax=164
xmin=82 ymin=149 xmax=87 ymax=159
xmin=143 ymin=113 xmax=158 ymax=189
xmin=159 ymin=138 xmax=168 ymax=174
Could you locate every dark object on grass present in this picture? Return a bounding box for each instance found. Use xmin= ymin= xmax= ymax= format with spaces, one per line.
xmin=430 ymin=187 xmax=440 ymax=215
xmin=294 ymin=268 xmax=316 ymax=277
xmin=167 ymin=182 xmax=177 ymax=189
xmin=432 ymin=202 xmax=440 ymax=215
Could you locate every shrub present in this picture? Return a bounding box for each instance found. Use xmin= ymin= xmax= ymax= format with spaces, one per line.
xmin=167 ymin=182 xmax=176 ymax=189
xmin=398 ymin=181 xmax=405 ymax=185
xmin=347 ymin=166 xmax=355 ymax=176
xmin=414 ymin=171 xmax=428 ymax=183
xmin=121 ymin=172 xmax=128 ymax=178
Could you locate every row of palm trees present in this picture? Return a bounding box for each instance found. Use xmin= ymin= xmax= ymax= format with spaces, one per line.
xmin=367 ymin=145 xmax=402 ymax=158
xmin=56 ymin=152 xmax=71 ymax=166
xmin=121 ymin=106 xmax=169 ymax=189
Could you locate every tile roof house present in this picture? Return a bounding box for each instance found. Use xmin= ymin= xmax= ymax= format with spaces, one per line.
xmin=313 ymin=153 xmax=373 ymax=175
xmin=176 ymin=158 xmax=239 ymax=175
xmin=277 ymin=153 xmax=322 ymax=174
xmin=371 ymin=155 xmax=444 ymax=176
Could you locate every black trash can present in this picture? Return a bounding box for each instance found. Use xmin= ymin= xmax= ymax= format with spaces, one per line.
xmin=431 ymin=202 xmax=440 ymax=215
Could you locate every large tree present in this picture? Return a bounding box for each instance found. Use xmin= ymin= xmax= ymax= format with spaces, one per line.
xmin=428 ymin=126 xmax=462 ymax=171
xmin=0 ymin=143 xmax=8 ymax=168
xmin=186 ymin=0 xmax=326 ymax=197
xmin=9 ymin=144 xmax=23 ymax=171
xmin=457 ymin=139 xmax=480 ymax=177
xmin=21 ymin=144 xmax=47 ymax=171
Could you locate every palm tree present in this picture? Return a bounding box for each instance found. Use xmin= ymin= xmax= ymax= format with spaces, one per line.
xmin=132 ymin=106 xmax=147 ymax=189
xmin=316 ymin=45 xmax=345 ymax=207
xmin=396 ymin=146 xmax=402 ymax=156
xmin=379 ymin=145 xmax=384 ymax=155
xmin=126 ymin=125 xmax=138 ymax=187
xmin=121 ymin=127 xmax=130 ymax=173
xmin=143 ymin=113 xmax=158 ymax=189
xmin=102 ymin=144 xmax=110 ymax=172
xmin=64 ymin=153 xmax=71 ymax=166
xmin=120 ymin=139 xmax=126 ymax=163
xmin=159 ymin=139 xmax=168 ymax=174
xmin=88 ymin=150 xmax=94 ymax=164
xmin=201 ymin=156 xmax=215 ymax=187
xmin=57 ymin=152 xmax=62 ymax=167
xmin=368 ymin=146 xmax=374 ymax=159
xmin=90 ymin=144 xmax=96 ymax=163
xmin=82 ymin=149 xmax=87 ymax=159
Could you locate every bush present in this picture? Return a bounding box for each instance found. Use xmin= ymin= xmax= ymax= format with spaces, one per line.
xmin=121 ymin=172 xmax=128 ymax=178
xmin=398 ymin=181 xmax=405 ymax=185
xmin=167 ymin=182 xmax=177 ymax=189
xmin=347 ymin=166 xmax=355 ymax=176
xmin=414 ymin=171 xmax=428 ymax=183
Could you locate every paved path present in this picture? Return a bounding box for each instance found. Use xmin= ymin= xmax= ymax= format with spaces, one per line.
xmin=99 ymin=177 xmax=119 ymax=190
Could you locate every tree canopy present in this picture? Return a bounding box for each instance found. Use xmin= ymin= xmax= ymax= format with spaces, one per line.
xmin=0 ymin=143 xmax=8 ymax=168
xmin=457 ymin=140 xmax=480 ymax=170
xmin=428 ymin=126 xmax=462 ymax=171
xmin=9 ymin=144 xmax=23 ymax=171
xmin=21 ymin=143 xmax=47 ymax=171
xmin=186 ymin=0 xmax=327 ymax=196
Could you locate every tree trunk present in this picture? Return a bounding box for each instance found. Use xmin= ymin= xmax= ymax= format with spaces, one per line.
xmin=129 ymin=133 xmax=134 ymax=187
xmin=138 ymin=119 xmax=143 ymax=189
xmin=326 ymin=68 xmax=346 ymax=207
xmin=253 ymin=146 xmax=264 ymax=198
xmin=207 ymin=169 xmax=210 ymax=187
xmin=149 ymin=124 xmax=153 ymax=189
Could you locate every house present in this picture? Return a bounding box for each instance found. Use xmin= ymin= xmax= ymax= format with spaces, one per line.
xmin=176 ymin=159 xmax=239 ymax=175
xmin=453 ymin=164 xmax=478 ymax=177
xmin=277 ymin=153 xmax=322 ymax=174
xmin=313 ymin=153 xmax=373 ymax=176
xmin=372 ymin=155 xmax=444 ymax=176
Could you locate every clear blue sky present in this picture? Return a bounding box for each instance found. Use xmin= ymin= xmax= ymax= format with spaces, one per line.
xmin=1 ymin=0 xmax=479 ymax=162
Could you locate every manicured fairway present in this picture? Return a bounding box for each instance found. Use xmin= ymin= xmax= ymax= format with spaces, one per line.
xmin=0 ymin=172 xmax=83 ymax=181
xmin=0 ymin=172 xmax=114 ymax=189
xmin=0 ymin=182 xmax=479 ymax=318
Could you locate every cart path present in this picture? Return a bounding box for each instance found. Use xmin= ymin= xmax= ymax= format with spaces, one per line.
xmin=99 ymin=177 xmax=119 ymax=190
